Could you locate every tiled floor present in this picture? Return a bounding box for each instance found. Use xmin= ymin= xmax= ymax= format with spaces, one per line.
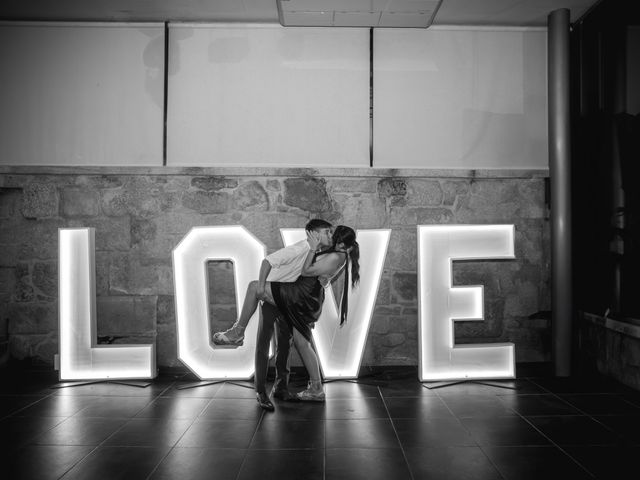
xmin=1 ymin=365 xmax=640 ymax=479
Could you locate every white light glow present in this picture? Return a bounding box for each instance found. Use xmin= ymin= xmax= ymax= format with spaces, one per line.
xmin=418 ymin=225 xmax=516 ymax=382
xmin=172 ymin=226 xmax=265 ymax=380
xmin=58 ymin=228 xmax=156 ymax=381
xmin=281 ymin=229 xmax=390 ymax=379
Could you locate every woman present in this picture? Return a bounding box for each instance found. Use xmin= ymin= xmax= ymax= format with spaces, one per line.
xmin=215 ymin=226 xmax=360 ymax=403
xmin=270 ymin=225 xmax=360 ymax=401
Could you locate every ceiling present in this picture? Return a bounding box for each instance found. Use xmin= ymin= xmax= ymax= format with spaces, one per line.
xmin=0 ymin=0 xmax=601 ymax=27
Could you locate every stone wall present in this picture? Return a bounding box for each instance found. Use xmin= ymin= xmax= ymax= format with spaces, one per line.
xmin=580 ymin=313 xmax=640 ymax=390
xmin=0 ymin=166 xmax=550 ymax=369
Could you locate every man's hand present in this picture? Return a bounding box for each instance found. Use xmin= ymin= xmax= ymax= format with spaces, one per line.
xmin=306 ymin=230 xmax=322 ymax=251
xmin=256 ymin=283 xmax=267 ymax=301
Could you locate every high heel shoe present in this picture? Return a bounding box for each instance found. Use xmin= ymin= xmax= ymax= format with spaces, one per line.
xmin=212 ymin=324 xmax=245 ymax=346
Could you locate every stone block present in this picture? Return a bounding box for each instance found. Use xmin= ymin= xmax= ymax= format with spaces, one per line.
xmin=406 ymin=179 xmax=443 ymax=207
xmin=32 ymin=261 xmax=57 ymax=300
xmin=330 ymin=179 xmax=377 ymax=194
xmin=156 ymin=323 xmax=180 ymax=367
xmin=208 ymin=260 xmax=236 ymax=305
xmin=376 ymin=277 xmax=391 ymax=305
xmin=232 ymin=181 xmax=269 ymax=211
xmin=109 ymin=255 xmax=174 ymax=296
xmin=266 ymin=180 xmax=281 ymax=191
xmin=338 ymin=194 xmax=387 ymax=228
xmin=284 ymin=177 xmax=332 ymax=213
xmin=102 ymin=177 xmax=179 ymax=218
xmin=9 ymin=334 xmax=34 ymax=360
xmin=13 ymin=263 xmax=33 ymax=303
xmin=240 ymin=211 xmax=309 ymax=251
xmin=100 ymin=189 xmax=129 ymax=217
xmin=504 ymin=280 xmax=539 ymax=316
xmin=77 ymin=175 xmax=124 ymax=189
xmin=131 ymin=217 xmax=157 ymax=249
xmin=95 ymin=295 xmax=157 ymax=335
xmin=32 ymin=333 xmax=58 ymax=365
xmin=392 ymin=272 xmax=417 ymax=302
xmin=389 ymin=206 xmax=417 ymax=226
xmin=209 ymin=305 xmax=238 ymax=332
xmin=68 ymin=217 xmax=131 ymax=252
xmin=455 ymin=180 xmax=522 ymax=222
xmin=0 ymin=188 xmax=22 ymax=218
xmin=18 ymin=219 xmax=65 ymax=261
xmin=0 ymin=244 xmax=19 ymax=267
xmin=381 ymin=333 xmax=406 ymax=347
xmin=371 ymin=316 xmax=391 ymax=335
xmin=377 ymin=178 xmax=406 ymax=198
xmin=60 ymin=188 xmax=100 ymax=217
xmin=7 ymin=302 xmax=57 ymax=334
xmin=415 ymin=207 xmax=455 ymax=224
xmin=21 ymin=183 xmax=58 ymax=218
xmin=95 ymin=253 xmax=110 ymax=295
xmin=191 ymin=176 xmax=238 ymax=191
xmin=442 ymin=180 xmax=470 ymax=206
xmin=386 ymin=228 xmax=417 ymax=272
xmin=516 ymin=180 xmax=545 ymax=218
xmin=157 ymin=295 xmax=175 ymax=326
xmin=374 ymin=306 xmax=401 ymax=317
xmin=0 ymin=267 xmax=16 ymax=302
xmin=182 ymin=190 xmax=230 ymax=214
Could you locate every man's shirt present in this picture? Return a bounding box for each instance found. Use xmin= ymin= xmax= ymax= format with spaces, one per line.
xmin=265 ymin=239 xmax=310 ymax=282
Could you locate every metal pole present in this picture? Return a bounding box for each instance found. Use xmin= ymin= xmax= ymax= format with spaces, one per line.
xmin=548 ymin=8 xmax=572 ymax=377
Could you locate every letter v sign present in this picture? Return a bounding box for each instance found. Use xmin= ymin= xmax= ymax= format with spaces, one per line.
xmin=280 ymin=229 xmax=390 ymax=379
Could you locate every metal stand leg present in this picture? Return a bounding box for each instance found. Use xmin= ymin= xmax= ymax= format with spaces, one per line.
xmin=422 ymin=380 xmax=519 ymax=391
xmin=176 ymin=380 xmax=254 ymax=390
xmin=51 ymin=379 xmax=152 ymax=389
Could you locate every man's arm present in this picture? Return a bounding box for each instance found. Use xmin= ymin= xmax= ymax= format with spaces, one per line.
xmin=256 ymin=259 xmax=272 ymax=300
xmin=265 ymin=240 xmax=310 ymax=268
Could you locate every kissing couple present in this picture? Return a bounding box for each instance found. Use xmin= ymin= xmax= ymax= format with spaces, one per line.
xmin=212 ymin=219 xmax=360 ymax=411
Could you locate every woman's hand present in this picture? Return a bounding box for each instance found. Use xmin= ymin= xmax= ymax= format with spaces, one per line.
xmin=306 ymin=230 xmax=322 ymax=251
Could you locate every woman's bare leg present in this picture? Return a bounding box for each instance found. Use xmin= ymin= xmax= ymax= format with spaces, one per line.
xmin=213 ymin=281 xmax=276 ymax=345
xmin=292 ymin=329 xmax=324 ymax=400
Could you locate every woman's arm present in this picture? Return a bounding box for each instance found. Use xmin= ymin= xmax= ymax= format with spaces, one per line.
xmin=302 ymin=252 xmax=343 ymax=277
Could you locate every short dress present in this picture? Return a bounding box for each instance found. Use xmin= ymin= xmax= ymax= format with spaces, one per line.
xmin=270 ymin=252 xmax=346 ymax=343
xmin=271 ymin=276 xmax=324 ymax=343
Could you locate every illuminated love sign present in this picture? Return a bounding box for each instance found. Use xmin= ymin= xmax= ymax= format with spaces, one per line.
xmin=418 ymin=225 xmax=516 ymax=382
xmin=58 ymin=224 xmax=517 ymax=383
xmin=172 ymin=226 xmax=265 ymax=380
xmin=280 ymin=229 xmax=390 ymax=379
xmin=58 ymin=228 xmax=155 ymax=380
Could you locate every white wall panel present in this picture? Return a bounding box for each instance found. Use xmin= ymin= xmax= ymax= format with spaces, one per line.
xmin=374 ymin=27 xmax=548 ymax=169
xmin=0 ymin=23 xmax=164 ymax=166
xmin=167 ymin=24 xmax=370 ymax=167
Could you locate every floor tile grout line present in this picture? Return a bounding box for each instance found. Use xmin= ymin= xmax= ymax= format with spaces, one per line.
xmin=432 ymin=387 xmax=511 ymax=480
xmin=143 ymin=380 xmax=214 ymax=480
xmin=378 ymin=385 xmax=415 ymax=480
xmin=515 ymin=410 xmax=597 ymax=478
xmin=234 ymin=401 xmax=267 ymax=480
xmin=57 ymin=379 xmax=193 ymax=479
xmin=1 ymin=391 xmax=55 ymax=421
xmin=512 ymin=377 xmax=606 ymax=477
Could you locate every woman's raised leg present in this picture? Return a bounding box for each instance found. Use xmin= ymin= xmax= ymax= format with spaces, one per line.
xmin=213 ymin=280 xmax=275 ymax=345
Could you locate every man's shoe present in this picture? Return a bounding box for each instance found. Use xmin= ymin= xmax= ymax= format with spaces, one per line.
xmin=271 ymin=385 xmax=297 ymax=401
xmin=256 ymin=392 xmax=275 ymax=411
xmin=296 ymin=381 xmax=325 ymax=402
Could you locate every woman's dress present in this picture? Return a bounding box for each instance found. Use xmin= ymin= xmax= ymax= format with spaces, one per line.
xmin=270 ymin=251 xmax=346 ymax=343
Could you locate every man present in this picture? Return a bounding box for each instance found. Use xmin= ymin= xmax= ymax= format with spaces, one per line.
xmin=212 ymin=219 xmax=333 ymax=410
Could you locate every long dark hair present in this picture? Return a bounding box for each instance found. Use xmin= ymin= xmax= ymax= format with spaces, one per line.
xmin=331 ymin=225 xmax=360 ymax=325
